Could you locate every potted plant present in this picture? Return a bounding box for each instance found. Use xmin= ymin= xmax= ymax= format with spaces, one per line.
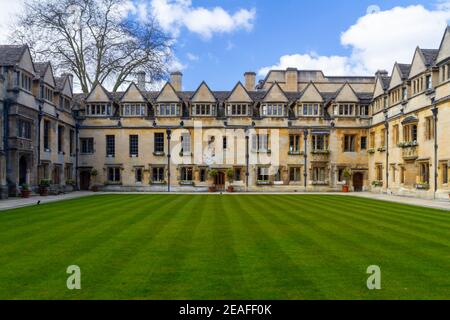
xmin=226 ymin=168 xmax=234 ymax=192
xmin=208 ymin=169 xmax=218 ymax=192
xmin=21 ymin=184 xmax=31 ymax=198
xmin=342 ymin=168 xmax=351 ymax=192
xmin=39 ymin=179 xmax=51 ymax=196
xmin=90 ymin=169 xmax=99 ymax=192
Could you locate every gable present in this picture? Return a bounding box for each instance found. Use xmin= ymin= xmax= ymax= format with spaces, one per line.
xmin=156 ymin=82 xmax=180 ymax=102
xmin=227 ymin=82 xmax=253 ymax=102
xmin=298 ymin=83 xmax=323 ymax=102
xmin=409 ymin=48 xmax=427 ymax=78
xmin=61 ymin=78 xmax=73 ymax=98
xmin=191 ymin=82 xmax=216 ymax=102
xmin=43 ymin=65 xmax=55 ymax=87
xmin=121 ymin=83 xmax=145 ymax=102
xmin=389 ymin=64 xmax=403 ymax=90
xmin=86 ymin=83 xmax=110 ymax=102
xmin=18 ymin=48 xmax=35 ymax=74
xmin=335 ymin=83 xmax=359 ymax=102
xmin=263 ymin=83 xmax=288 ymax=102
xmin=373 ymin=77 xmax=385 ymax=98
xmin=437 ymin=28 xmax=450 ymax=64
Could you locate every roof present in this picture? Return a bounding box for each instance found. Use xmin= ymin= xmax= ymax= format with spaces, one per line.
xmin=420 ymin=49 xmax=439 ymax=67
xmin=54 ymin=76 xmax=66 ymax=91
xmin=381 ymin=77 xmax=391 ymax=90
xmin=397 ymin=64 xmax=411 ymax=79
xmin=34 ymin=62 xmax=50 ymax=78
xmin=0 ymin=45 xmax=27 ymax=66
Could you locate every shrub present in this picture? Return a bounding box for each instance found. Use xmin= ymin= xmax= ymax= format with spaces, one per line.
xmin=39 ymin=179 xmax=51 ymax=187
xmin=226 ymin=168 xmax=234 ymax=182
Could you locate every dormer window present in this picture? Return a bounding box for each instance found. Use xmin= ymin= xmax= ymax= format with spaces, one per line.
xmin=335 ymin=103 xmax=356 ymax=116
xmin=426 ymin=75 xmax=432 ymax=90
xmin=226 ymin=103 xmax=250 ymax=116
xmin=298 ymin=103 xmax=321 ymax=117
xmin=17 ymin=71 xmax=32 ymax=92
xmin=121 ymin=103 xmax=147 ymax=117
xmin=40 ymin=85 xmax=53 ymax=102
xmin=192 ymin=103 xmax=215 ymax=116
xmin=156 ymin=103 xmax=180 ymax=116
xmin=86 ymin=103 xmax=112 ymax=116
xmin=261 ymin=103 xmax=284 ymax=117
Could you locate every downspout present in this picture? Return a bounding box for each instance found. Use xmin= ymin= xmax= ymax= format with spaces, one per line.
xmin=303 ymin=129 xmax=308 ymax=189
xmin=384 ymin=110 xmax=389 ymax=192
xmin=75 ymin=122 xmax=80 ymax=190
xmin=245 ymin=129 xmax=249 ymax=191
xmin=432 ymin=100 xmax=438 ymax=200
xmin=37 ymin=105 xmax=43 ymax=184
xmin=166 ymin=129 xmax=172 ymax=192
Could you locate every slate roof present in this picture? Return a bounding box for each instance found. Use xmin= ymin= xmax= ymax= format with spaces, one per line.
xmin=0 ymin=45 xmax=27 ymax=66
xmin=34 ymin=62 xmax=50 ymax=78
xmin=397 ymin=64 xmax=411 ymax=79
xmin=54 ymin=76 xmax=66 ymax=91
xmin=420 ymin=49 xmax=439 ymax=67
xmin=381 ymin=77 xmax=391 ymax=90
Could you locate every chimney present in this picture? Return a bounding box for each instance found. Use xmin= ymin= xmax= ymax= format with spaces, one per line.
xmin=137 ymin=71 xmax=146 ymax=91
xmin=244 ymin=72 xmax=256 ymax=91
xmin=285 ymin=68 xmax=298 ymax=92
xmin=375 ymin=70 xmax=388 ymax=78
xmin=170 ymin=71 xmax=182 ymax=91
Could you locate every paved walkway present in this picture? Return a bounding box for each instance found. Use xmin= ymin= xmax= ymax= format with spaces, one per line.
xmin=0 ymin=191 xmax=448 ymax=211
xmin=0 ymin=191 xmax=95 ymax=211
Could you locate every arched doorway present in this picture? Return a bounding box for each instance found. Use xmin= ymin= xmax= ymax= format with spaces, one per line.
xmin=19 ymin=156 xmax=27 ymax=185
xmin=215 ymin=171 xmax=225 ymax=191
xmin=353 ymin=172 xmax=364 ymax=192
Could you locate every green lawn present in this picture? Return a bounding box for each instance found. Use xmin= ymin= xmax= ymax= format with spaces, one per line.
xmin=0 ymin=194 xmax=449 ymax=300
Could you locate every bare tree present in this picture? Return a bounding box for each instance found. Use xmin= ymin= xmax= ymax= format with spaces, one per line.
xmin=12 ymin=0 xmax=173 ymax=93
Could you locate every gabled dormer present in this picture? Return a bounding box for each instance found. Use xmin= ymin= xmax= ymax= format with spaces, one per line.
xmin=190 ymin=81 xmax=217 ymax=117
xmin=154 ymin=82 xmax=182 ymax=117
xmin=409 ymin=47 xmax=438 ymax=95
xmin=388 ymin=63 xmax=410 ymax=106
xmin=260 ymin=82 xmax=288 ymax=117
xmin=333 ymin=83 xmax=360 ymax=117
xmin=35 ymin=62 xmax=56 ymax=104
xmin=437 ymin=27 xmax=450 ymax=84
xmin=295 ymin=82 xmax=323 ymax=117
xmin=371 ymin=73 xmax=389 ymax=114
xmin=55 ymin=75 xmax=73 ymax=112
xmin=225 ymin=82 xmax=253 ymax=117
xmin=85 ymin=83 xmax=112 ymax=117
xmin=7 ymin=45 xmax=35 ymax=93
xmin=119 ymin=82 xmax=148 ymax=117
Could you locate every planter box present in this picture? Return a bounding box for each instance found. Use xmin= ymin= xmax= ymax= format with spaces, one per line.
xmin=342 ymin=185 xmax=349 ymax=193
xmin=39 ymin=186 xmax=49 ymax=196
xmin=21 ymin=190 xmax=31 ymax=198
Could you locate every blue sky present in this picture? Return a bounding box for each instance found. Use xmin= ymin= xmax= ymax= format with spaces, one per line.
xmin=155 ymin=0 xmax=450 ymax=90
xmin=0 ymin=0 xmax=449 ymax=91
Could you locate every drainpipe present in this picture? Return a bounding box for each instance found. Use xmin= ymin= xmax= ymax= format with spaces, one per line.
xmin=3 ymin=99 xmax=10 ymax=191
xmin=75 ymin=122 xmax=80 ymax=190
xmin=166 ymin=128 xmax=172 ymax=192
xmin=384 ymin=110 xmax=389 ymax=191
xmin=303 ymin=129 xmax=308 ymax=189
xmin=245 ymin=128 xmax=249 ymax=191
xmin=37 ymin=105 xmax=43 ymax=184
xmin=432 ymin=100 xmax=438 ymax=200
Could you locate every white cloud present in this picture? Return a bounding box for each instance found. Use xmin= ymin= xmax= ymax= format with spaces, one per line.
xmin=259 ymin=3 xmax=450 ymax=77
xmin=258 ymin=53 xmax=352 ymax=77
xmin=150 ymin=0 xmax=256 ymax=39
xmin=186 ymin=52 xmax=199 ymax=61
xmin=0 ymin=0 xmax=24 ymax=43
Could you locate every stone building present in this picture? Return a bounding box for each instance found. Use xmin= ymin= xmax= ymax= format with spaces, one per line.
xmin=0 ymin=45 xmax=76 ymax=197
xmin=0 ymin=26 xmax=449 ymax=200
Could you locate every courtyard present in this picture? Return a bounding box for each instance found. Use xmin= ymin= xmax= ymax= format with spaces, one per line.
xmin=0 ymin=194 xmax=449 ymax=299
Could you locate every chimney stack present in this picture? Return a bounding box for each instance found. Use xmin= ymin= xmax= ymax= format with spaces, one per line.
xmin=285 ymin=68 xmax=298 ymax=92
xmin=244 ymin=72 xmax=256 ymax=91
xmin=137 ymin=71 xmax=146 ymax=91
xmin=170 ymin=71 xmax=182 ymax=91
xmin=375 ymin=70 xmax=389 ymax=78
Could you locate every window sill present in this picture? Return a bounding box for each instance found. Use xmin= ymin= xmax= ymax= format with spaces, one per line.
xmin=105 ymin=182 xmax=122 ymax=185
xmin=151 ymin=181 xmax=166 ymax=185
xmin=179 ymin=181 xmax=194 ymax=186
xmin=256 ymin=181 xmax=271 ymax=185
xmin=153 ymin=152 xmax=166 ymax=157
xmin=311 ymin=181 xmax=329 ymax=185
xmin=288 ymin=151 xmax=304 ymax=156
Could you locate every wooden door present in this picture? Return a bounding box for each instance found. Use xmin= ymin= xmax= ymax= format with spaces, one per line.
xmin=353 ymin=172 xmax=364 ymax=192
xmin=80 ymin=171 xmax=91 ymax=190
